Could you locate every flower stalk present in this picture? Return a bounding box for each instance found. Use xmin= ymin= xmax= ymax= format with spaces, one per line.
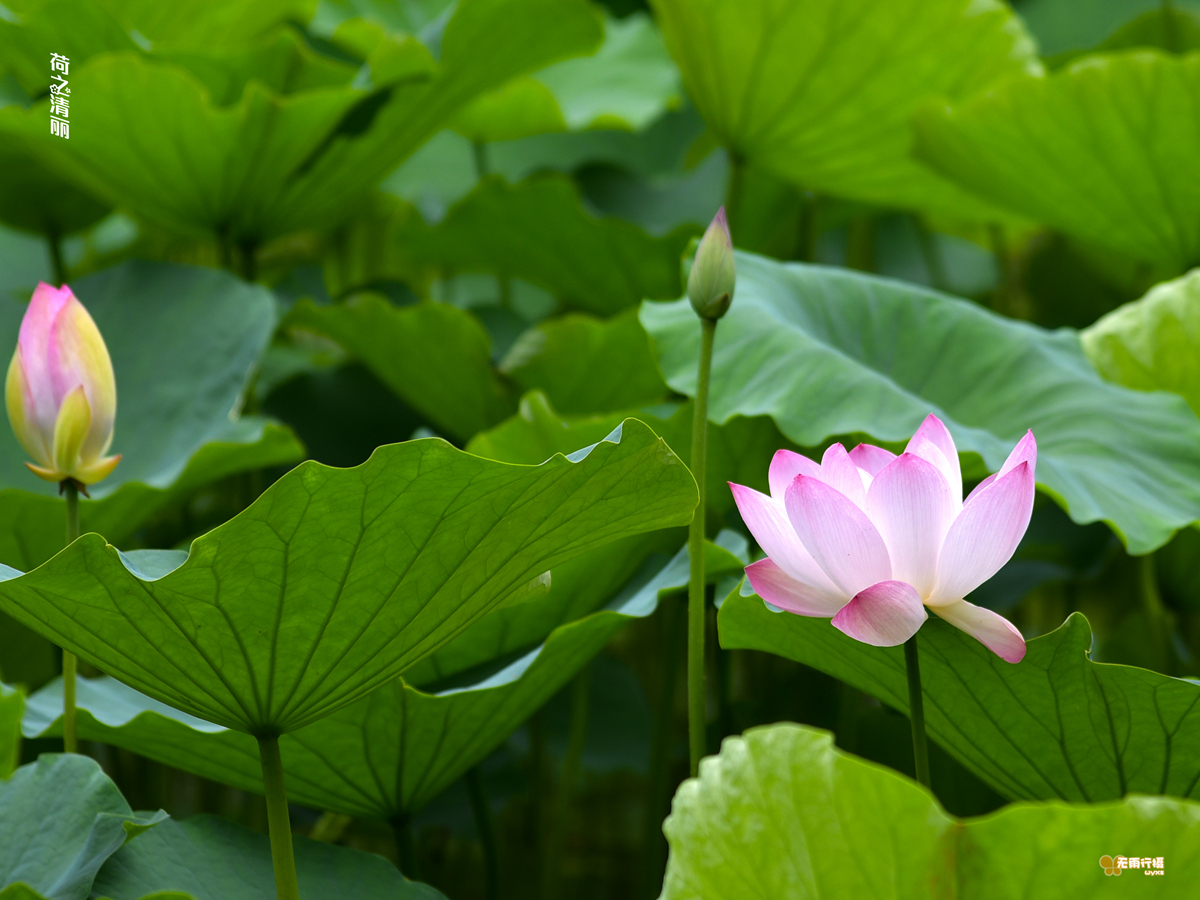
xmin=903 ymin=635 xmax=930 ymax=788
xmin=686 ymin=208 xmax=735 ymax=777
xmin=61 ymin=479 xmax=80 ymax=753
xmin=258 ymin=735 xmax=300 ymax=900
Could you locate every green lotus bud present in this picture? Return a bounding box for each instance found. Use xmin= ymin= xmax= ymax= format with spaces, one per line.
xmin=687 ymin=207 xmax=735 ymax=321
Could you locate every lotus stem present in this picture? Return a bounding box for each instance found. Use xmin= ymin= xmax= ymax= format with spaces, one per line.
xmin=904 ymin=635 xmax=931 ymax=789
xmin=392 ymin=813 xmax=419 ymax=879
xmin=257 ymin=735 xmax=300 ymax=900
xmin=465 ymin=767 xmax=499 ymax=900
xmin=687 ymin=317 xmax=717 ymax=777
xmin=47 ymin=228 xmax=66 ymax=286
xmin=62 ymin=479 xmax=80 ymax=754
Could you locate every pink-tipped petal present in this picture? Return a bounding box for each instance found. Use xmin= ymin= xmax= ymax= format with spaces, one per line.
xmin=831 ymin=580 xmax=927 ymax=647
xmin=865 ymin=453 xmax=955 ymax=597
xmin=729 ymin=482 xmax=839 ymax=593
xmin=934 ymin=599 xmax=1026 ymax=663
xmin=1000 ymin=430 xmax=1037 ymax=478
xmin=849 ymin=443 xmax=896 ymax=478
xmin=820 ymin=443 xmax=867 ymax=508
xmin=906 ymin=414 xmax=962 ymax=504
xmin=744 ymin=557 xmax=845 ymax=617
xmin=929 ymin=462 xmax=1035 ymax=605
xmin=964 ymin=473 xmax=997 ymax=504
xmin=18 ymin=283 xmax=73 ymax=435
xmin=768 ymin=449 xmax=822 ymax=500
xmin=784 ymin=475 xmax=891 ymax=596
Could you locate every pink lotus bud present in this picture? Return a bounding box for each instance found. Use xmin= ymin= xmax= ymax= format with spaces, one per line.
xmin=730 ymin=415 xmax=1035 ymax=663
xmin=5 ymin=283 xmax=120 ymax=486
xmin=687 ymin=207 xmax=735 ymax=320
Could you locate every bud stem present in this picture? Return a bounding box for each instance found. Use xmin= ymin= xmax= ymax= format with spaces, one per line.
xmin=687 ymin=317 xmax=717 ymax=777
xmin=904 ymin=635 xmax=931 ymax=788
xmin=62 ymin=479 xmax=80 ymax=754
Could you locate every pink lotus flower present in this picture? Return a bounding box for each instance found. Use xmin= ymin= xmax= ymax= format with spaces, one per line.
xmin=5 ymin=283 xmax=120 ymax=486
xmin=730 ymin=414 xmax=1034 ymax=663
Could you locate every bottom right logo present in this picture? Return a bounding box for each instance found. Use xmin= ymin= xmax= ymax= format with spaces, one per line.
xmin=1100 ymin=855 xmax=1165 ymax=876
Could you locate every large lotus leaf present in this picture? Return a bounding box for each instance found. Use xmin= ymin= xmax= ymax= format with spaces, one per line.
xmin=500 ymin=308 xmax=669 ymax=415
xmin=660 ymin=723 xmax=1200 ymax=900
xmin=95 ymin=0 xmax=316 ymax=48
xmin=647 ymin=0 xmax=1038 ymax=218
xmin=0 ymin=260 xmax=304 ymax=571
xmin=467 ymin=391 xmax=787 ymax=522
xmin=0 ymin=0 xmax=601 ymax=242
xmin=0 ymin=418 xmax=696 ymax=735
xmin=328 ymin=175 xmax=695 ymax=314
xmin=453 ymin=12 xmax=681 ymax=142
xmin=286 ymin=294 xmax=517 ymax=442
xmin=91 ymin=814 xmax=445 ymax=900
xmin=0 ymin=0 xmax=137 ymax=97
xmin=24 ymin=540 xmax=743 ymax=818
xmin=0 ymin=116 xmax=111 ymax=237
xmin=0 ymin=755 xmax=164 ymax=900
xmin=720 ymin=589 xmax=1200 ymax=804
xmin=916 ymin=51 xmax=1200 ymax=272
xmin=1082 ymin=268 xmax=1200 ymax=417
xmin=640 ymin=251 xmax=1200 ymax=554
xmin=1013 ymin=0 xmax=1200 ymax=56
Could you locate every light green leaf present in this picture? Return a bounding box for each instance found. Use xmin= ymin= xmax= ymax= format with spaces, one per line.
xmin=0 ymin=118 xmax=111 ymax=237
xmin=1082 ymin=268 xmax=1200 ymax=417
xmin=500 ymin=308 xmax=669 ymax=415
xmin=661 ymin=722 xmax=1200 ymax=900
xmin=0 ymin=684 xmax=21 ymax=779
xmin=0 ymin=260 xmax=304 ymax=571
xmin=0 ymin=755 xmax=164 ymax=900
xmin=640 ymin=251 xmax=1200 ymax=553
xmin=327 ymin=175 xmax=695 ymax=314
xmin=454 ymin=12 xmax=681 ymax=141
xmin=720 ymin=592 xmax=1200 ymax=804
xmin=0 ymin=419 xmax=696 ymax=735
xmin=91 ymin=814 xmax=446 ymax=900
xmin=648 ymin=0 xmax=1039 ymax=217
xmin=286 ymin=294 xmax=517 ymax=442
xmin=916 ymin=51 xmax=1200 ymax=271
xmin=96 ymin=0 xmax=316 ymax=48
xmin=24 ymin=539 xmax=743 ymax=818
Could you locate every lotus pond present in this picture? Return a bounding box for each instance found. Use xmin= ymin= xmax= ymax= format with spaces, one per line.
xmin=2 ymin=1 xmax=1200 ymax=898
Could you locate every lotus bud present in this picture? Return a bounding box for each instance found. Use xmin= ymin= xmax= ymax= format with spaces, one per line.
xmin=5 ymin=283 xmax=120 ymax=487
xmin=687 ymin=207 xmax=736 ymax=321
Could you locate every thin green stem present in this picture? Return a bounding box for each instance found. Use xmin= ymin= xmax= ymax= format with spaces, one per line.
xmin=472 ymin=139 xmax=489 ymax=179
xmin=904 ymin=636 xmax=931 ymax=789
xmin=465 ymin=767 xmax=499 ymax=900
xmin=47 ymin=229 xmax=67 ymax=286
xmin=392 ymin=814 xmax=419 ymax=880
xmin=309 ymin=811 xmax=352 ymax=844
xmin=1140 ymin=553 xmax=1176 ymax=675
xmin=725 ymin=155 xmax=746 ymax=234
xmin=62 ymin=481 xmax=80 ymax=754
xmin=544 ymin=669 xmax=590 ymax=899
xmin=257 ymin=735 xmax=300 ymax=900
xmin=687 ymin=317 xmax=717 ymax=777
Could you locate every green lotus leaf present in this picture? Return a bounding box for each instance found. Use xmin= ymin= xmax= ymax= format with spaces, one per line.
xmin=0 ymin=117 xmax=110 ymax=237
xmin=0 ymin=418 xmax=696 ymax=735
xmin=286 ymin=294 xmax=517 ymax=442
xmin=23 ymin=539 xmax=742 ymax=818
xmin=0 ymin=755 xmax=165 ymax=900
xmin=500 ymin=308 xmax=669 ymax=415
xmin=661 ymin=722 xmax=1200 ymax=900
xmin=916 ymin=51 xmax=1200 ymax=272
xmin=640 ymin=251 xmax=1200 ymax=554
xmin=0 ymin=684 xmax=21 ymax=779
xmin=0 ymin=0 xmax=602 ymax=242
xmin=91 ymin=814 xmax=446 ymax=900
xmin=721 ymin=589 xmax=1200 ymax=804
xmin=326 ymin=174 xmax=695 ymax=314
xmin=1082 ymin=268 xmax=1200 ymax=418
xmin=648 ymin=0 xmax=1038 ymax=218
xmin=453 ymin=12 xmax=681 ymax=142
xmin=97 ymin=0 xmax=316 ymax=48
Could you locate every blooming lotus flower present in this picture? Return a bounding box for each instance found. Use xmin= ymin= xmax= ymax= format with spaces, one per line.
xmin=730 ymin=414 xmax=1034 ymax=663
xmin=5 ymin=282 xmax=120 ymax=486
